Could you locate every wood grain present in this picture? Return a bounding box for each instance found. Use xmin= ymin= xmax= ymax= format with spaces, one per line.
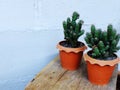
xmin=25 ymin=56 xmax=118 ymax=90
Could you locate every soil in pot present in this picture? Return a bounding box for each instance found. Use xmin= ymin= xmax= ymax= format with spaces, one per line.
xmin=88 ymin=51 xmax=117 ymax=61
xmin=60 ymin=41 xmax=84 ymax=48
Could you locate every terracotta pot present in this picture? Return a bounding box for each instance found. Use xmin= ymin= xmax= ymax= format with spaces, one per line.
xmin=57 ymin=41 xmax=87 ymax=70
xmin=84 ymin=52 xmax=120 ymax=85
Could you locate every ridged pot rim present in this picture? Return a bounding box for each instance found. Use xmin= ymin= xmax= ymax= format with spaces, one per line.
xmin=57 ymin=41 xmax=87 ymax=53
xmin=83 ymin=51 xmax=120 ymax=66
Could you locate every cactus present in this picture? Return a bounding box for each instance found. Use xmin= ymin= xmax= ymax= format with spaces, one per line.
xmin=63 ymin=12 xmax=84 ymax=48
xmin=85 ymin=24 xmax=120 ymax=59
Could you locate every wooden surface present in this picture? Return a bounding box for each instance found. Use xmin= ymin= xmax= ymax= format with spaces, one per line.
xmin=118 ymin=71 xmax=120 ymax=75
xmin=25 ymin=56 xmax=118 ymax=90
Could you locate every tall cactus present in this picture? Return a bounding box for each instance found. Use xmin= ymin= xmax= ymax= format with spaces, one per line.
xmin=63 ymin=12 xmax=84 ymax=48
xmin=85 ymin=24 xmax=120 ymax=59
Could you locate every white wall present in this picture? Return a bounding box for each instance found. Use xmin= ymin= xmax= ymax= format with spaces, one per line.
xmin=38 ymin=0 xmax=120 ymax=30
xmin=0 ymin=0 xmax=120 ymax=90
xmin=0 ymin=0 xmax=34 ymax=31
xmin=0 ymin=30 xmax=63 ymax=90
xmin=1 ymin=0 xmax=120 ymax=31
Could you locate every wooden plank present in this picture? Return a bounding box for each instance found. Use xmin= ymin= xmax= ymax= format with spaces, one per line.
xmin=25 ymin=56 xmax=67 ymax=90
xmin=25 ymin=56 xmax=118 ymax=90
xmin=50 ymin=63 xmax=84 ymax=90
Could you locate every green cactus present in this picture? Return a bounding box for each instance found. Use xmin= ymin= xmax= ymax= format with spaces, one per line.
xmin=63 ymin=12 xmax=84 ymax=48
xmin=85 ymin=24 xmax=120 ymax=59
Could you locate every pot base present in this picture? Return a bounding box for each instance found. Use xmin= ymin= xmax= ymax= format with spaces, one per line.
xmin=60 ymin=51 xmax=83 ymax=70
xmin=87 ymin=61 xmax=115 ymax=85
xmin=57 ymin=41 xmax=87 ymax=71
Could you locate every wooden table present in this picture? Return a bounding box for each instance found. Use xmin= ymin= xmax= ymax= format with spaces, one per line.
xmin=25 ymin=56 xmax=118 ymax=90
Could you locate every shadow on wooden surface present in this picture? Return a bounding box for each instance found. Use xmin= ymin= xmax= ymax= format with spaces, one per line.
xmin=116 ymin=74 xmax=120 ymax=90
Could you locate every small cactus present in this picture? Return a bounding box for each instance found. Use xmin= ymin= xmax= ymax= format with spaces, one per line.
xmin=85 ymin=24 xmax=120 ymax=59
xmin=63 ymin=12 xmax=84 ymax=48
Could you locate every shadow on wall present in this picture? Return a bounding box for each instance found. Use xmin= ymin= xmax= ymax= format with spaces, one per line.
xmin=0 ymin=53 xmax=58 ymax=90
xmin=0 ymin=30 xmax=62 ymax=90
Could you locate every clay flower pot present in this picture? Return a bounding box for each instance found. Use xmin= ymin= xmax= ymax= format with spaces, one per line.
xmin=57 ymin=41 xmax=87 ymax=70
xmin=84 ymin=51 xmax=120 ymax=85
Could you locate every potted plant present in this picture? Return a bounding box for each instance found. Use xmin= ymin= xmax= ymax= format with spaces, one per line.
xmin=84 ymin=24 xmax=120 ymax=85
xmin=57 ymin=12 xmax=87 ymax=70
